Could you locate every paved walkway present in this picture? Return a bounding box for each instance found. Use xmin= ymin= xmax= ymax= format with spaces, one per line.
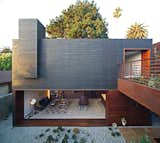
xmin=0 ymin=114 xmax=126 ymax=143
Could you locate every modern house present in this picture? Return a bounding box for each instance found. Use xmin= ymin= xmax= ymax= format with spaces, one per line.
xmin=12 ymin=19 xmax=160 ymax=126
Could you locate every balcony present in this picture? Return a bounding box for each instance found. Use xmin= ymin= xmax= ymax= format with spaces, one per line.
xmin=118 ymin=57 xmax=160 ymax=116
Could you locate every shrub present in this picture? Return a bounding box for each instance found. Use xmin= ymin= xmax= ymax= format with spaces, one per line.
xmin=148 ymin=77 xmax=160 ymax=88
xmin=0 ymin=53 xmax=12 ymax=70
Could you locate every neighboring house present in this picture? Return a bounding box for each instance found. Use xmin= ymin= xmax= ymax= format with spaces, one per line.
xmin=153 ymin=42 xmax=160 ymax=57
xmin=13 ymin=19 xmax=159 ymax=126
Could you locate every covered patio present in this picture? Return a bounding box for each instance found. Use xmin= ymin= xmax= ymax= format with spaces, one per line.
xmin=24 ymin=90 xmax=106 ymax=119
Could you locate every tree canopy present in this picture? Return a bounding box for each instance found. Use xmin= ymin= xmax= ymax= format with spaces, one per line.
xmin=113 ymin=7 xmax=122 ymax=37
xmin=126 ymin=23 xmax=148 ymax=39
xmin=0 ymin=53 xmax=12 ymax=70
xmin=113 ymin=7 xmax=122 ymax=20
xmin=46 ymin=0 xmax=108 ymax=38
xmin=1 ymin=47 xmax=12 ymax=53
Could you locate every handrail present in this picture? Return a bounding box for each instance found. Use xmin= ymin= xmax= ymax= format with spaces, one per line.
xmin=119 ymin=57 xmax=160 ymax=89
xmin=123 ymin=56 xmax=160 ymax=64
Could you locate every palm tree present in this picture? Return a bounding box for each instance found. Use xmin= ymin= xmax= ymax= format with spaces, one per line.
xmin=126 ymin=23 xmax=148 ymax=39
xmin=113 ymin=7 xmax=122 ymax=35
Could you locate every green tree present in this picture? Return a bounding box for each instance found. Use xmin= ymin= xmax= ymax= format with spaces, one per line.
xmin=1 ymin=47 xmax=12 ymax=53
xmin=0 ymin=53 xmax=12 ymax=70
xmin=113 ymin=7 xmax=122 ymax=33
xmin=126 ymin=23 xmax=148 ymax=39
xmin=46 ymin=0 xmax=108 ymax=38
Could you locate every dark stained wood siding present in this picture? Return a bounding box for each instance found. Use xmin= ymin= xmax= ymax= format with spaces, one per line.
xmin=118 ymin=79 xmax=160 ymax=116
xmin=13 ymin=91 xmax=24 ymax=125
xmin=106 ymin=90 xmax=151 ymax=126
xmin=12 ymin=39 xmax=152 ymax=90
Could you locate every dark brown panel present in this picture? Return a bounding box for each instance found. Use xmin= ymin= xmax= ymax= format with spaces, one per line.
xmin=106 ymin=90 xmax=151 ymax=126
xmin=118 ymin=79 xmax=160 ymax=116
xmin=13 ymin=90 xmax=24 ymax=125
xmin=15 ymin=119 xmax=108 ymax=127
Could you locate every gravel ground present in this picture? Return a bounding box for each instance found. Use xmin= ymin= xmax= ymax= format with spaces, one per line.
xmin=0 ymin=114 xmax=126 ymax=143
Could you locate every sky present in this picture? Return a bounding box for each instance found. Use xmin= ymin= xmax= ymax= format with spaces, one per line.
xmin=0 ymin=0 xmax=160 ymax=48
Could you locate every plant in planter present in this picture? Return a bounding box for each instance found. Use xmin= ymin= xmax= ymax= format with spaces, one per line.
xmin=153 ymin=76 xmax=160 ymax=88
xmin=121 ymin=117 xmax=127 ymax=126
xmin=148 ymin=77 xmax=156 ymax=88
xmin=112 ymin=122 xmax=118 ymax=128
xmin=148 ymin=77 xmax=160 ymax=88
xmin=109 ymin=122 xmax=121 ymax=137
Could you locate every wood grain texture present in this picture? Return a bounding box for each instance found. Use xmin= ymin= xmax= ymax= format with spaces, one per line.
xmin=13 ymin=90 xmax=24 ymax=125
xmin=106 ymin=90 xmax=151 ymax=126
xmin=118 ymin=79 xmax=160 ymax=116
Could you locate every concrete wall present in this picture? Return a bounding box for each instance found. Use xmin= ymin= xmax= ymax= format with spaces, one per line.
xmin=0 ymin=84 xmax=9 ymax=95
xmin=0 ymin=71 xmax=12 ymax=119
xmin=12 ymin=19 xmax=152 ymax=90
xmin=0 ymin=71 xmax=11 ymax=84
xmin=15 ymin=19 xmax=45 ymax=79
xmin=0 ymin=93 xmax=12 ymax=119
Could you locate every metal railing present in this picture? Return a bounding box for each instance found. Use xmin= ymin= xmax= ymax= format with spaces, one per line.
xmin=119 ymin=57 xmax=160 ymax=89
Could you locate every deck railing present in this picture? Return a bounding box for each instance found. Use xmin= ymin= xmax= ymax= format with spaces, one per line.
xmin=119 ymin=57 xmax=160 ymax=89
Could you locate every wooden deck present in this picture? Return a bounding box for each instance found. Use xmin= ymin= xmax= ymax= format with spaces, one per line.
xmin=120 ymin=127 xmax=160 ymax=143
